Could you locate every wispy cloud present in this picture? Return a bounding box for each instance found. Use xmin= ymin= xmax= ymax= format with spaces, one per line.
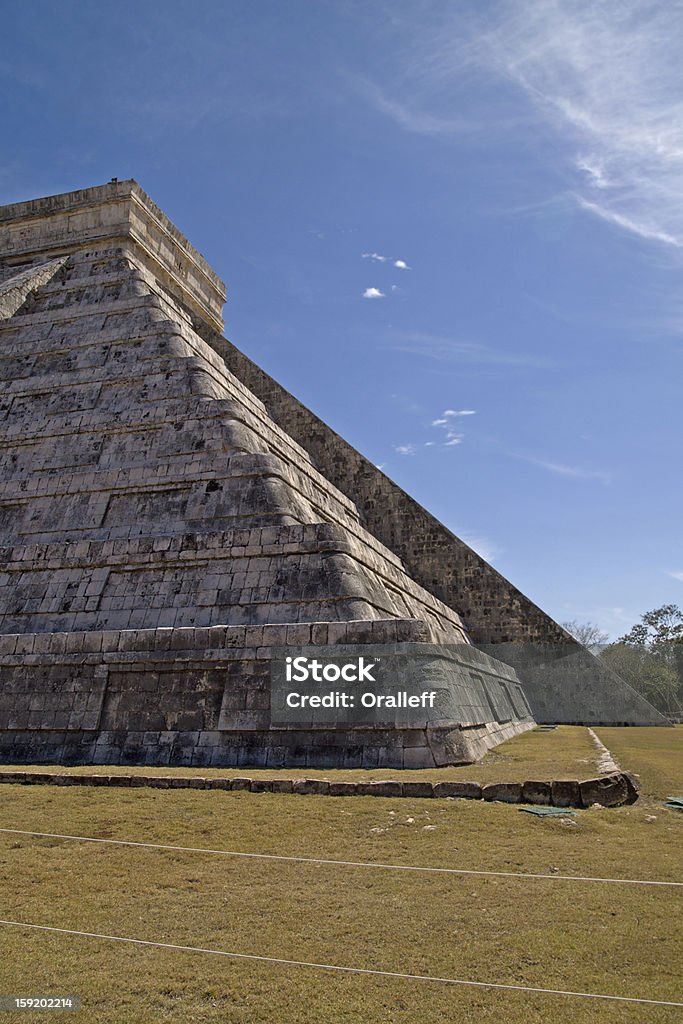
xmin=428 ymin=408 xmax=471 ymax=448
xmin=513 ymin=453 xmax=612 ymax=483
xmin=574 ymin=197 xmax=682 ymax=248
xmin=389 ymin=331 xmax=555 ymax=369
xmin=361 ymin=2 xmax=683 ymax=249
xmin=459 ymin=533 xmax=501 ymax=564
xmin=392 ymin=408 xmax=470 ymax=457
xmin=363 ymin=286 xmax=385 ymax=299
xmin=362 ymin=253 xmax=411 ymax=268
xmin=352 ymin=74 xmax=478 ymax=136
xmin=666 ymin=570 xmax=683 ymax=582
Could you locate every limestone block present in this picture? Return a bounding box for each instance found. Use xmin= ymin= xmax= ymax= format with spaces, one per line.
xmin=579 ymin=773 xmax=637 ymax=808
xmin=432 ymin=781 xmax=482 ymax=799
xmin=521 ymin=780 xmax=552 ymax=805
xmin=550 ymin=780 xmax=581 ymax=807
xmin=482 ymin=782 xmax=522 ymax=803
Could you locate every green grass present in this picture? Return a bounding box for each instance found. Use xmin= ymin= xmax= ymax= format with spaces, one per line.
xmin=0 ymin=727 xmax=681 ymax=1024
xmin=4 ymin=725 xmax=602 ymax=784
xmin=594 ymin=726 xmax=683 ymax=799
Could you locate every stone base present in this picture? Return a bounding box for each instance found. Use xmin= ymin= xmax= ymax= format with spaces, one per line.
xmin=0 ymin=621 xmax=535 ymax=769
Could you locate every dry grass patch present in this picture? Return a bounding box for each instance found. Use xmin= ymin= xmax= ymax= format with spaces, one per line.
xmin=0 ymin=726 xmax=680 ymax=1023
xmin=0 ymin=778 xmax=681 ymax=1024
xmin=594 ymin=725 xmax=683 ymax=799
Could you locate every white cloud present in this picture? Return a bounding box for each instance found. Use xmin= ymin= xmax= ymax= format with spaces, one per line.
xmin=443 ymin=408 xmax=476 ymax=417
xmin=394 ymin=444 xmax=418 ymax=456
xmin=393 ymin=259 xmax=410 ymax=269
xmin=444 ymin=432 xmax=463 ymax=446
xmin=362 ymin=252 xmax=389 ymax=262
xmin=362 ymin=2 xmax=683 ymax=249
xmin=431 ymin=418 xmax=448 ymax=427
xmin=363 ymin=287 xmax=386 ymax=299
xmin=666 ymin=570 xmax=683 ymax=582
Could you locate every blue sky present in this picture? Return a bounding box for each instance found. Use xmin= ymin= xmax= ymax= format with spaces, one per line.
xmin=1 ymin=0 xmax=681 ymax=638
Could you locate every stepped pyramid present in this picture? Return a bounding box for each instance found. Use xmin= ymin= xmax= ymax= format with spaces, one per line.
xmin=0 ymin=181 xmax=666 ymax=770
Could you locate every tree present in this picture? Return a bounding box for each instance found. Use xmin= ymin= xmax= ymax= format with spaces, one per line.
xmin=600 ymin=605 xmax=683 ymax=716
xmin=618 ymin=604 xmax=683 ymax=647
xmin=561 ymin=620 xmax=608 ymax=650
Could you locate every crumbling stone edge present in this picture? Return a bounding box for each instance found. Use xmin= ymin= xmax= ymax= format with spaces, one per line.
xmin=0 ymin=770 xmax=639 ymax=808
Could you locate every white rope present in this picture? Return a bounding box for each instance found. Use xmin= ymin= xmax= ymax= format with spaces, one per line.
xmin=1 ymin=827 xmax=681 ymax=888
xmin=0 ymin=919 xmax=681 ymax=1008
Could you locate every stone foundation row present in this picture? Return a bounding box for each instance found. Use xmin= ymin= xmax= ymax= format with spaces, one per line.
xmin=0 ymin=769 xmax=638 ymax=807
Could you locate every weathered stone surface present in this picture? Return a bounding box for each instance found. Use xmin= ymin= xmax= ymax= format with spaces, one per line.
xmin=206 ymin=778 xmax=230 ymax=790
xmin=0 ymin=768 xmax=637 ymax=806
xmin=521 ymin=780 xmax=552 ymax=805
xmin=579 ymin=773 xmax=633 ymax=808
xmin=329 ymin=781 xmax=358 ymax=796
xmin=481 ymin=782 xmax=522 ymax=804
xmin=250 ymin=779 xmax=274 ymax=793
xmin=433 ymin=781 xmax=482 ymax=800
xmin=356 ymin=781 xmax=402 ymax=798
xmin=270 ymin=779 xmax=294 ymax=794
xmin=550 ymin=780 xmax=581 ymax=807
xmin=622 ymin=772 xmax=640 ymax=805
xmin=229 ymin=777 xmax=252 ymax=791
xmin=401 ymin=781 xmax=434 ymax=798
xmin=293 ymin=778 xmax=330 ymax=795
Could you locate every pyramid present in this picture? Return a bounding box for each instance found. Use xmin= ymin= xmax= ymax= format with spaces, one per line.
xmin=0 ymin=181 xmax=665 ymax=771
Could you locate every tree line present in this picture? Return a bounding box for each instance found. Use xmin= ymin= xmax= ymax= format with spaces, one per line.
xmin=562 ymin=605 xmax=683 ymax=718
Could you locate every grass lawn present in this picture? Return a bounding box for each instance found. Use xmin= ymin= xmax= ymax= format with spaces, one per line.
xmin=0 ymin=727 xmax=680 ymax=1023
xmin=594 ymin=726 xmax=683 ymax=799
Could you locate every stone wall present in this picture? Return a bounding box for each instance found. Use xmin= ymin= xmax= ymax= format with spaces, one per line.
xmin=0 ymin=620 xmax=534 ymax=769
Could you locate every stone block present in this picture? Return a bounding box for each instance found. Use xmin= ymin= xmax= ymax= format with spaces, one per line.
xmin=433 ymin=781 xmax=482 ymax=800
xmin=292 ymin=778 xmax=330 ymax=795
xmin=207 ymin=778 xmax=232 ymax=790
xmin=328 ymin=781 xmax=358 ymax=796
xmin=482 ymin=782 xmax=522 ymax=803
xmin=521 ymin=780 xmax=552 ymax=805
xmin=269 ymin=779 xmax=293 ymax=794
xmin=401 ymin=781 xmax=434 ymax=798
xmin=550 ymin=780 xmax=581 ymax=808
xmin=579 ymin=773 xmax=634 ymax=808
xmin=356 ymin=780 xmax=402 ymax=798
xmin=250 ymin=779 xmax=274 ymax=793
xmin=230 ymin=777 xmax=252 ymax=791
xmin=402 ymin=746 xmax=435 ymax=769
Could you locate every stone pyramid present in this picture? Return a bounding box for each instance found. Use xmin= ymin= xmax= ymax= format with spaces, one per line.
xmin=0 ymin=181 xmax=665 ymax=770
